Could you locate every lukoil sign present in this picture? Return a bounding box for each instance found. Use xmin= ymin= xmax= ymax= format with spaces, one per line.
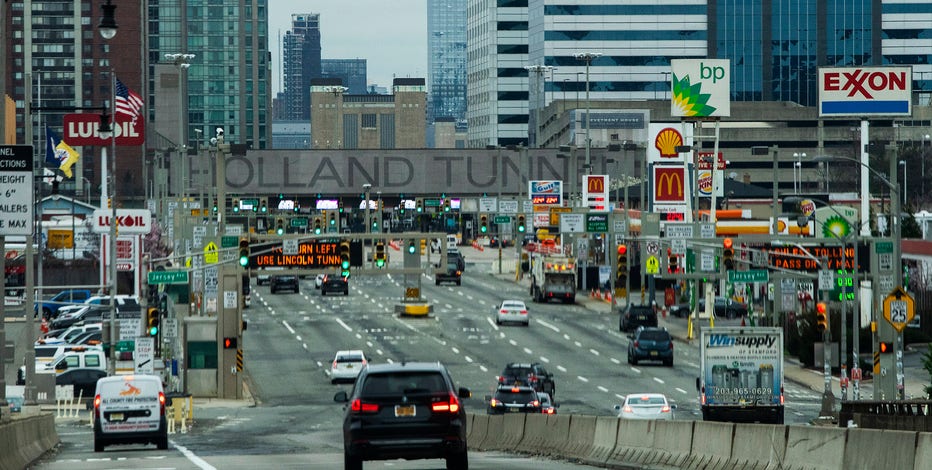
xmin=818 ymin=66 xmax=912 ymax=117
xmin=92 ymin=209 xmax=152 ymax=234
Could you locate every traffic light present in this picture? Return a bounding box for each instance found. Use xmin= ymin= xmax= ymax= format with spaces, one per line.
xmin=443 ymin=199 xmax=451 ymax=212
xmin=276 ymin=217 xmax=285 ymax=235
xmin=616 ymin=244 xmax=628 ymax=284
xmin=816 ymin=302 xmax=828 ymax=333
xmin=223 ymin=337 xmax=238 ymax=349
xmin=339 ymin=240 xmax=351 ymax=277
xmin=212 ymin=199 xmax=218 ymax=213
xmin=416 ymin=198 xmax=424 ymax=213
xmin=232 ymin=198 xmax=240 ymax=213
xmin=259 ymin=198 xmax=268 ymax=213
xmin=517 ymin=214 xmax=526 ymax=233
xmin=329 ymin=210 xmax=337 ymax=227
xmin=374 ymin=241 xmax=386 ymax=268
xmin=722 ymin=238 xmax=735 ymax=270
xmin=238 ymin=237 xmax=250 ymax=267
xmin=338 ymin=200 xmax=344 ymax=214
xmin=313 ymin=216 xmax=323 ymax=235
xmin=668 ymin=248 xmax=679 ymax=273
xmin=146 ymin=307 xmax=160 ymax=337
xmin=879 ymin=341 xmax=893 ymax=354
xmin=399 ymin=202 xmax=406 ymax=215
xmin=480 ymin=214 xmax=489 ymax=233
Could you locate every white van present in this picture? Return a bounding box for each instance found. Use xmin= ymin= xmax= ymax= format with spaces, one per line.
xmin=93 ymin=374 xmax=168 ymax=452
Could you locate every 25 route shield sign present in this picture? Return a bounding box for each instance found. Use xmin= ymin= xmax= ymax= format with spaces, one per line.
xmin=818 ymin=67 xmax=912 ymax=117
xmin=883 ymin=286 xmax=914 ymax=333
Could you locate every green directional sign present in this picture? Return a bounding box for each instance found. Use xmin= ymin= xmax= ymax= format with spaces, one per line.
xmin=728 ymin=269 xmax=769 ymax=283
xmin=494 ymin=215 xmax=511 ymax=224
xmin=115 ymin=340 xmax=135 ymax=352
xmin=221 ymin=236 xmax=239 ymax=248
xmin=291 ymin=216 xmax=308 ymax=227
xmin=585 ymin=214 xmax=609 ymax=233
xmin=875 ymin=241 xmax=893 ymax=254
xmin=424 ymin=198 xmax=442 ymax=207
xmin=147 ymin=270 xmax=189 ymax=285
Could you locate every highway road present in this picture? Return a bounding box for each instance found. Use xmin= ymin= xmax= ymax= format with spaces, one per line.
xmin=24 ymin=264 xmax=827 ymax=468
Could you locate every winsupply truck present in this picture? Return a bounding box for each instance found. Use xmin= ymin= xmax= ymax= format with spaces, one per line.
xmin=528 ymin=254 xmax=576 ymax=303
xmin=696 ymin=327 xmax=784 ymax=424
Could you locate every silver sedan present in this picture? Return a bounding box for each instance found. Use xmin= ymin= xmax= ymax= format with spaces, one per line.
xmin=614 ymin=393 xmax=676 ymax=420
xmin=494 ymin=300 xmax=529 ymax=326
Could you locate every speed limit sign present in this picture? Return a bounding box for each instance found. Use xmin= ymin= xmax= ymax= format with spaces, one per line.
xmin=883 ymin=286 xmax=914 ymax=332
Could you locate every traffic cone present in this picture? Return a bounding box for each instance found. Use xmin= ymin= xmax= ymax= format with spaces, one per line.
xmin=741 ymin=316 xmax=746 ymax=327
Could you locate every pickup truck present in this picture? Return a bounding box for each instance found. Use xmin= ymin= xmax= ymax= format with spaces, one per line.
xmin=34 ymin=289 xmax=92 ymax=319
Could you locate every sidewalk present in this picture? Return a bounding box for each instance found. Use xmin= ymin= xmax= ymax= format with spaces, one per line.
xmin=467 ymin=246 xmax=931 ymax=404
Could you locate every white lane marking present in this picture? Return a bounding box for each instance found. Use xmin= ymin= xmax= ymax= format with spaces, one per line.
xmin=574 ymin=341 xmax=582 ymax=348
xmin=675 ymin=387 xmax=688 ymax=395
xmin=173 ymin=442 xmax=216 ymax=470
xmin=577 ymin=376 xmax=589 ymax=383
xmin=282 ymin=321 xmax=295 ymax=335
xmin=536 ymin=319 xmax=560 ymax=332
xmin=386 ymin=358 xmax=394 ymax=364
xmin=295 ymin=335 xmax=302 ymax=342
xmin=653 ymin=377 xmax=665 ymax=384
xmin=303 ymin=343 xmax=308 ymax=350
xmin=393 ymin=316 xmax=419 ymax=332
xmin=563 ymin=334 xmax=571 ymax=340
xmin=610 ymin=358 xmax=621 ymax=364
xmin=597 ymin=386 xmax=609 ymax=393
xmin=445 ymin=304 xmax=454 ymax=309
xmin=589 ymin=349 xmax=600 ymax=356
xmin=486 ymin=317 xmax=500 ymax=331
xmin=356 ymin=333 xmax=363 ymax=340
xmin=523 ymin=347 xmax=533 ymax=355
xmin=479 ymin=365 xmax=488 ymax=372
xmin=557 ymin=365 xmax=567 ymax=372
xmin=539 ymin=356 xmax=550 ymax=363
xmin=630 ymin=367 xmax=641 ymax=374
xmin=615 ymin=394 xmax=625 ymax=400
xmin=509 ymin=339 xmax=518 ymax=346
xmin=376 ymin=349 xmax=384 ymax=355
xmin=452 ymin=347 xmax=460 ymax=354
xmin=465 ymin=356 xmax=474 ymax=363
xmin=334 ymin=318 xmax=353 ymax=332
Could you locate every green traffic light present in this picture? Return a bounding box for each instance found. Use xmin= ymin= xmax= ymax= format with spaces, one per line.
xmin=341 ymin=269 xmax=351 ymax=278
xmin=148 ymin=326 xmax=158 ymax=336
xmin=277 ymin=228 xmax=284 ymax=236
xmin=518 ymin=225 xmax=525 ymax=233
xmin=232 ymin=206 xmax=239 ymax=213
xmin=480 ymin=226 xmax=488 ymax=233
xmin=315 ymin=227 xmax=322 ymax=235
xmin=376 ymin=259 xmax=385 ymax=268
xmin=408 ymin=244 xmax=416 ymax=254
xmin=239 ymin=256 xmax=249 ymax=267
xmin=341 ymin=260 xmax=350 ymax=270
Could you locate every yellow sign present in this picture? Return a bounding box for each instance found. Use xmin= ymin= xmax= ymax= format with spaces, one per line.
xmin=204 ymin=241 xmax=219 ymax=264
xmin=47 ymin=229 xmax=74 ymax=249
xmin=882 ymin=286 xmax=914 ymax=333
xmin=645 ymin=255 xmax=660 ymax=275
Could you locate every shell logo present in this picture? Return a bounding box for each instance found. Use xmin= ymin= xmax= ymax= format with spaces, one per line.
xmin=655 ymin=128 xmax=683 ymax=158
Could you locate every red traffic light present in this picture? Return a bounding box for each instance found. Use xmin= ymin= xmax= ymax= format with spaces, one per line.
xmin=617 ymin=244 xmax=627 ymax=255
xmin=879 ymin=341 xmax=893 ymax=353
xmin=816 ymin=302 xmax=827 ymax=314
xmin=723 ymin=237 xmax=733 ymax=249
xmin=223 ymin=337 xmax=238 ymax=349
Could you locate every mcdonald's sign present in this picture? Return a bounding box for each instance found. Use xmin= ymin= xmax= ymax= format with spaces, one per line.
xmin=654 ymin=167 xmax=685 ymax=202
xmin=583 ymin=175 xmax=609 ymax=212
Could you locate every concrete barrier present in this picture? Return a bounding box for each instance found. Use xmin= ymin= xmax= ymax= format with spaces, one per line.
xmin=684 ymin=421 xmax=734 ymax=469
xmin=0 ymin=413 xmax=59 ymax=470
xmin=915 ymin=431 xmax=932 ymax=470
xmin=467 ymin=413 xmax=487 ymax=448
xmin=843 ymin=428 xmax=916 ymax=470
xmin=582 ymin=416 xmax=619 ymax=466
xmin=515 ymin=413 xmax=550 ymax=454
xmin=563 ymin=415 xmax=598 ymax=459
xmin=497 ymin=413 xmax=526 ymax=451
xmin=783 ymin=426 xmax=846 ymax=470
xmin=649 ymin=419 xmax=694 ymax=468
xmin=477 ymin=414 xmax=504 ymax=451
xmin=731 ymin=422 xmax=787 ymax=469
xmin=606 ymin=419 xmax=659 ymax=467
xmin=537 ymin=414 xmax=572 ymax=458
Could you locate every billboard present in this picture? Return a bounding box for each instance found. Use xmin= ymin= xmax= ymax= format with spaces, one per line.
xmin=670 ymin=59 xmax=731 ymax=117
xmin=529 ymin=180 xmax=563 ymax=206
xmin=63 ymin=113 xmax=145 ymax=146
xmin=582 ymin=175 xmax=609 ymax=212
xmin=647 ymin=123 xmax=693 ymax=164
xmin=818 ymin=67 xmax=912 ymax=117
xmin=653 ymin=166 xmax=686 ymax=203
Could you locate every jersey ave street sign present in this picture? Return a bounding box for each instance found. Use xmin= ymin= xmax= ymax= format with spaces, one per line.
xmin=728 ymin=269 xmax=769 ymax=283
xmin=0 ymin=145 xmax=34 ymax=236
xmin=147 ymin=270 xmax=189 ymax=285
xmin=883 ymin=286 xmax=915 ymax=333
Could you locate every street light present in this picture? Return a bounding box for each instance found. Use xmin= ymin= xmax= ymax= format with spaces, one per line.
xmin=793 ymin=152 xmax=806 ymax=193
xmin=165 ymin=53 xmax=195 ymax=199
xmin=98 ymin=1 xmax=118 ymax=375
xmin=899 ymin=160 xmax=907 ymax=207
xmin=524 ymin=65 xmax=555 ymax=148
xmin=923 ymin=134 xmax=930 ymax=199
xmin=573 ymin=52 xmax=602 ymax=180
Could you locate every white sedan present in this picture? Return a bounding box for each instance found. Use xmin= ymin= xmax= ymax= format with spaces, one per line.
xmin=614 ymin=393 xmax=676 ymax=420
xmin=494 ymin=300 xmax=529 ymax=326
xmin=330 ymin=350 xmax=367 ymax=384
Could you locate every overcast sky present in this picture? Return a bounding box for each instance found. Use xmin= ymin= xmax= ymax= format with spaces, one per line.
xmin=267 ymin=1 xmax=428 ymax=95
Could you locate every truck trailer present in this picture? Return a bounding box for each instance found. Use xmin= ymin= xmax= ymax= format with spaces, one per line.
xmin=528 ymin=254 xmax=576 ymax=303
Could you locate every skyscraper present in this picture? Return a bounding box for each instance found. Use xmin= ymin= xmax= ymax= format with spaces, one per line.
xmin=428 ymin=0 xmax=468 ymax=126
xmin=281 ymin=13 xmax=322 ymax=120
xmin=322 ymin=59 xmax=367 ymax=95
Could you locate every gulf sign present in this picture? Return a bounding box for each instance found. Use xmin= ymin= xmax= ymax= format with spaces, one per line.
xmin=818 ymin=67 xmax=912 ymax=117
xmin=529 ymin=180 xmax=563 ymax=206
xmin=63 ymin=113 xmax=145 ymax=146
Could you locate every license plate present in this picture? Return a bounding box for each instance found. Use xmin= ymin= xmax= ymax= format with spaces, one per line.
xmin=509 ymin=407 xmax=519 ymax=413
xmin=636 ymin=315 xmax=646 ymax=320
xmin=109 ymin=413 xmax=123 ymax=421
xmin=650 ymin=351 xmax=658 ymax=356
xmin=395 ymin=405 xmax=415 ymax=417
xmin=346 ymin=364 xmax=353 ymax=369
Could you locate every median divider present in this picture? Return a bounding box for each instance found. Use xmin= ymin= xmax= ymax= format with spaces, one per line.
xmin=649 ymin=419 xmax=693 ymax=468
xmin=915 ymin=432 xmax=932 ymax=470
xmin=606 ymin=418 xmax=658 ymax=467
xmin=582 ymin=416 xmax=619 ymax=466
xmin=843 ymin=428 xmax=916 ymax=470
xmin=563 ymin=415 xmax=598 ymax=459
xmin=0 ymin=414 xmax=58 ymax=470
xmin=498 ymin=414 xmax=527 ymax=451
xmin=731 ymin=423 xmax=786 ymax=468
xmin=685 ymin=421 xmax=734 ymax=469
xmin=538 ymin=414 xmax=572 ymax=457
xmin=467 ymin=413 xmax=487 ymax=447
xmin=784 ymin=425 xmax=846 ymax=469
xmin=515 ymin=413 xmax=549 ymax=454
xmin=476 ymin=414 xmax=503 ymax=451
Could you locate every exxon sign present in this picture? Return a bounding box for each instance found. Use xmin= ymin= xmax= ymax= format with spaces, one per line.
xmin=818 ymin=66 xmax=912 ymax=117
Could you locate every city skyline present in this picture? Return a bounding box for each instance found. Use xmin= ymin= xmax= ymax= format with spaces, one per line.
xmin=268 ymin=1 xmax=427 ymax=95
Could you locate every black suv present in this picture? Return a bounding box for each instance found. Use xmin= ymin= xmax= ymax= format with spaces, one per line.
xmin=486 ymin=385 xmax=541 ymax=414
xmin=497 ymin=362 xmax=555 ymax=397
xmin=270 ymin=275 xmax=299 ymax=294
xmin=619 ymin=304 xmax=658 ymax=332
xmin=321 ymin=275 xmax=349 ymax=296
xmin=446 ymin=250 xmax=465 ymax=271
xmin=333 ymin=362 xmax=471 ymax=470
xmin=627 ymin=326 xmax=674 ymax=366
xmin=435 ymin=262 xmax=462 ymax=286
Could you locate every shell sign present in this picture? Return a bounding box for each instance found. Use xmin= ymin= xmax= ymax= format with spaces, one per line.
xmin=647 ymin=123 xmax=692 ymax=164
xmin=654 ymin=128 xmax=684 ymax=158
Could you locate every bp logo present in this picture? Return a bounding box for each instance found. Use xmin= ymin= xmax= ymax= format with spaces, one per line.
xmin=822 ymin=215 xmax=852 ymax=239
xmin=672 ymin=72 xmax=717 ymax=117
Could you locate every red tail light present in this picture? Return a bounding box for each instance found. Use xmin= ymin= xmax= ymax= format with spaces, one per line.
xmin=332 ymin=361 xmax=338 ymax=369
xmin=543 ymin=407 xmax=555 ymax=414
xmin=520 ymin=310 xmax=527 ymax=315
xmin=497 ymin=376 xmax=505 ymax=383
xmin=622 ymin=405 xmax=633 ymax=413
xmin=528 ymin=374 xmax=538 ymax=383
xmin=94 ymin=394 xmax=101 ymax=420
xmin=500 ymin=309 xmax=508 ymax=314
xmin=633 ymin=341 xmax=640 ymax=349
xmin=669 ymin=341 xmax=674 ymax=350
xmin=530 ymin=400 xmax=540 ymax=407
xmin=661 ymin=405 xmax=671 ymax=413
xmin=158 ymin=391 xmax=166 ymax=416
xmin=432 ymin=393 xmax=461 ymax=413
xmin=350 ymin=399 xmax=380 ymax=414
xmin=361 ymin=359 xmax=367 ymax=365
xmin=780 ymin=386 xmax=785 ymax=405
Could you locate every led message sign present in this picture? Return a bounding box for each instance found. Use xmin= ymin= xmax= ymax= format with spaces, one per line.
xmin=250 ymin=240 xmax=340 ymax=269
xmin=766 ymin=243 xmax=868 ymax=273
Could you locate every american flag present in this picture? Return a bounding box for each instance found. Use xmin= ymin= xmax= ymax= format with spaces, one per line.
xmin=115 ymin=78 xmax=144 ymax=122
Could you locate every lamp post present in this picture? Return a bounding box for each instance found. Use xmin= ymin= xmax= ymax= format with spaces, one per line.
xmin=363 ymin=183 xmax=372 ymax=237
xmin=923 ymin=134 xmax=930 ymax=200
xmin=793 ymin=152 xmax=806 ymax=193
xmin=899 ymin=160 xmax=907 ymax=207
xmin=524 ymin=65 xmax=555 ymax=149
xmin=165 ymin=53 xmax=195 ymax=199
xmin=574 ymin=52 xmax=602 ymax=179
xmin=98 ymin=0 xmax=118 ymax=375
